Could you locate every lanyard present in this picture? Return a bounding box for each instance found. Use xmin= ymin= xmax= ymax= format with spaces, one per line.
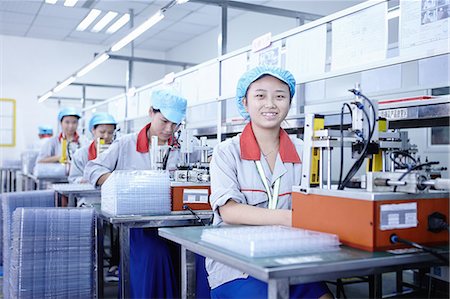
xmin=255 ymin=160 xmax=281 ymax=209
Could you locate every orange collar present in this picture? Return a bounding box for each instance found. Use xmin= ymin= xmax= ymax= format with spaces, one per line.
xmin=239 ymin=123 xmax=301 ymax=163
xmin=136 ymin=123 xmax=178 ymax=153
xmin=58 ymin=132 xmax=79 ymax=142
xmin=88 ymin=141 xmax=97 ymax=160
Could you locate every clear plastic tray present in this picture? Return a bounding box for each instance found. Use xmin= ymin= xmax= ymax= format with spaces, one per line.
xmin=201 ymin=225 xmax=340 ymax=258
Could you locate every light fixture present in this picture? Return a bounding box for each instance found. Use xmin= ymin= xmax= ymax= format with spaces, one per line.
xmin=76 ymin=53 xmax=110 ymax=77
xmin=91 ymin=11 xmax=118 ymax=33
xmin=64 ymin=0 xmax=79 ymax=7
xmin=106 ymin=13 xmax=130 ymax=34
xmin=45 ymin=0 xmax=58 ymax=4
xmin=76 ymin=9 xmax=101 ymax=31
xmin=110 ymin=10 xmax=164 ymax=52
xmin=176 ymin=0 xmax=190 ymax=4
xmin=38 ymin=91 xmax=54 ymax=103
xmin=54 ymin=76 xmax=76 ymax=93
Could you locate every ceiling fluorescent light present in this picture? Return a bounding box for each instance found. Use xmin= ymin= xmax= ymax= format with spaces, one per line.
xmin=110 ymin=10 xmax=164 ymax=52
xmin=64 ymin=0 xmax=79 ymax=7
xmin=54 ymin=76 xmax=76 ymax=93
xmin=106 ymin=13 xmax=130 ymax=34
xmin=38 ymin=91 xmax=54 ymax=103
xmin=76 ymin=53 xmax=110 ymax=77
xmin=91 ymin=11 xmax=118 ymax=33
xmin=176 ymin=0 xmax=190 ymax=4
xmin=76 ymin=9 xmax=101 ymax=31
xmin=45 ymin=0 xmax=58 ymax=4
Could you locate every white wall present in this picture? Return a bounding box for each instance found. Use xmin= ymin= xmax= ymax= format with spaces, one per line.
xmin=165 ymin=0 xmax=363 ymax=65
xmin=0 ymin=35 xmax=166 ymax=161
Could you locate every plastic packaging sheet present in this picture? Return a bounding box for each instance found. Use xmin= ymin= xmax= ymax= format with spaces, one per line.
xmin=9 ymin=208 xmax=95 ymax=298
xmin=52 ymin=183 xmax=97 ymax=192
xmin=1 ymin=190 xmax=55 ymax=299
xmin=101 ymin=170 xmax=171 ymax=216
xmin=201 ymin=226 xmax=340 ymax=258
xmin=21 ymin=150 xmax=39 ymax=175
xmin=33 ymin=163 xmax=67 ymax=179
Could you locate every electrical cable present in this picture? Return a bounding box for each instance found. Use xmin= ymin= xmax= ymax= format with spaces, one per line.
xmin=389 ymin=150 xmax=417 ymax=169
xmin=338 ymin=103 xmax=353 ymax=189
xmin=183 ymin=205 xmax=208 ymax=226
xmin=393 ymin=161 xmax=440 ymax=192
xmin=339 ymin=104 xmax=373 ymax=189
xmin=390 ymin=234 xmax=449 ymax=264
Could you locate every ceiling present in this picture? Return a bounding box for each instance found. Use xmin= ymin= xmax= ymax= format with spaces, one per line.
xmin=0 ymin=0 xmax=364 ymax=53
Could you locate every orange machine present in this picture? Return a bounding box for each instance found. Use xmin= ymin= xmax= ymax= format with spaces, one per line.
xmin=171 ymin=182 xmax=211 ymax=211
xmin=292 ymin=187 xmax=449 ymax=251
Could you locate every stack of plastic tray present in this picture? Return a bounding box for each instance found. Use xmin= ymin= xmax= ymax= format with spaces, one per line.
xmin=9 ymin=208 xmax=94 ymax=298
xmin=33 ymin=163 xmax=67 ymax=179
xmin=201 ymin=226 xmax=340 ymax=258
xmin=21 ymin=150 xmax=39 ymax=175
xmin=52 ymin=183 xmax=97 ymax=192
xmin=101 ymin=170 xmax=171 ymax=216
xmin=1 ymin=159 xmax=21 ymax=169
xmin=1 ymin=190 xmax=55 ymax=299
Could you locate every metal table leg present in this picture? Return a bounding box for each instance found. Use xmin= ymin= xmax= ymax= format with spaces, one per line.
xmin=96 ymin=217 xmax=105 ymax=298
xmin=119 ymin=225 xmax=130 ymax=298
xmin=181 ymin=247 xmax=196 ymax=299
xmin=268 ymin=278 xmax=289 ymax=299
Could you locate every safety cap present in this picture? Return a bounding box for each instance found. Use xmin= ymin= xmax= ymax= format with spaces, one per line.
xmin=58 ymin=107 xmax=81 ymax=122
xmin=236 ymin=66 xmax=296 ymax=119
xmin=151 ymin=89 xmax=187 ymax=124
xmin=89 ymin=113 xmax=117 ymax=132
xmin=38 ymin=125 xmax=53 ymax=135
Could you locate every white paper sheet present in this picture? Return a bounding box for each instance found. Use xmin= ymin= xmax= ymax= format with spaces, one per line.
xmin=332 ymin=2 xmax=387 ymax=71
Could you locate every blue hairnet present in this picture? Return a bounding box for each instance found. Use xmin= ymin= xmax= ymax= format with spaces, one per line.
xmin=58 ymin=107 xmax=81 ymax=122
xmin=38 ymin=125 xmax=53 ymax=135
xmin=89 ymin=113 xmax=117 ymax=132
xmin=151 ymin=89 xmax=187 ymax=124
xmin=236 ymin=66 xmax=296 ymax=119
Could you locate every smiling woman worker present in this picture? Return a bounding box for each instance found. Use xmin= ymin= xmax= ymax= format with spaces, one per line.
xmin=84 ymin=89 xmax=193 ymax=298
xmin=37 ymin=107 xmax=82 ymax=163
xmin=68 ymin=112 xmax=117 ymax=184
xmin=207 ymin=66 xmax=333 ymax=299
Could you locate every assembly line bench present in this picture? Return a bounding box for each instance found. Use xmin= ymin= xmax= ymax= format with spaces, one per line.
xmin=158 ymin=226 xmax=448 ymax=299
xmin=96 ymin=211 xmax=213 ymax=298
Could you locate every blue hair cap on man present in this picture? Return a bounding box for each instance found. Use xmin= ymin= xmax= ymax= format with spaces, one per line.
xmin=151 ymin=89 xmax=188 ymax=124
xmin=235 ymin=66 xmax=296 ymax=119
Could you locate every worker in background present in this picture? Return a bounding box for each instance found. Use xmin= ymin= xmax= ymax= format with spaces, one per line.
xmin=206 ymin=66 xmax=333 ymax=299
xmin=84 ymin=89 xmax=196 ymax=298
xmin=68 ymin=112 xmax=119 ymax=282
xmin=37 ymin=107 xmax=82 ymax=163
xmin=68 ymin=112 xmax=117 ymax=184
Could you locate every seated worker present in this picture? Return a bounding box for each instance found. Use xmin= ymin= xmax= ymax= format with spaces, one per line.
xmin=206 ymin=66 xmax=333 ymax=299
xmin=84 ymin=89 xmax=197 ymax=298
xmin=37 ymin=107 xmax=82 ymax=164
xmin=68 ymin=112 xmax=117 ymax=184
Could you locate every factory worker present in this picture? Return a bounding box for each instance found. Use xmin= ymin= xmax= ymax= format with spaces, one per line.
xmin=206 ymin=66 xmax=332 ymax=299
xmin=37 ymin=107 xmax=82 ymax=163
xmin=68 ymin=113 xmax=117 ymax=184
xmin=84 ymin=89 xmax=193 ymax=298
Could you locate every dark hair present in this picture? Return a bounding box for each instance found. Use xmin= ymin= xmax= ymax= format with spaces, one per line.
xmin=152 ymin=108 xmax=161 ymax=113
xmin=93 ymin=124 xmax=117 ymax=130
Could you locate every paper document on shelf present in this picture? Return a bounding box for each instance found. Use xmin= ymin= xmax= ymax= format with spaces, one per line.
xmin=285 ymin=24 xmax=327 ymax=82
xmin=221 ymin=52 xmax=248 ymax=99
xmin=197 ymin=62 xmax=219 ymax=104
xmin=400 ymin=0 xmax=450 ymax=57
xmin=331 ymin=2 xmax=387 ymax=71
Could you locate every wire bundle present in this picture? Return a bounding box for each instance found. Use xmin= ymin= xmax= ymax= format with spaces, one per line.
xmin=338 ymin=90 xmax=376 ymax=190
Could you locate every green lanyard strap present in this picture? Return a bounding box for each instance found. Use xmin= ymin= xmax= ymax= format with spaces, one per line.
xmin=255 ymin=160 xmax=280 ymax=210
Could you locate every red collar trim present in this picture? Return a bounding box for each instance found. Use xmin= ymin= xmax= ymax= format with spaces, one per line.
xmin=58 ymin=132 xmax=79 ymax=142
xmin=136 ymin=123 xmax=179 ymax=153
xmin=88 ymin=141 xmax=97 ymax=160
xmin=136 ymin=123 xmax=152 ymax=153
xmin=239 ymin=123 xmax=301 ymax=163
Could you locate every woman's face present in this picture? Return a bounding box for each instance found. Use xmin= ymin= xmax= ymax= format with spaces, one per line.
xmin=92 ymin=124 xmax=116 ymax=144
xmin=60 ymin=116 xmax=79 ymax=136
xmin=243 ymin=75 xmax=291 ymax=130
xmin=149 ymin=111 xmax=178 ymax=143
